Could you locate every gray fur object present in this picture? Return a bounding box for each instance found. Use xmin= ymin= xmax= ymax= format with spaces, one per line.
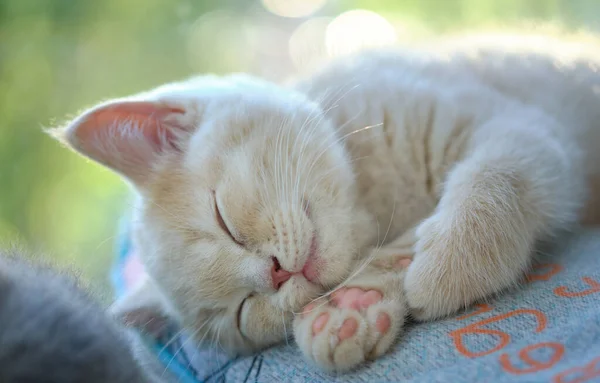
xmin=0 ymin=248 xmax=172 ymax=383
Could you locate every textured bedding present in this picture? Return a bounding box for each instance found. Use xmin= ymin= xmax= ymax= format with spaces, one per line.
xmin=114 ymin=224 xmax=600 ymax=383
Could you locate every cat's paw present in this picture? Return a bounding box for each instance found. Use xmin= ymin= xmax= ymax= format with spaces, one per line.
xmin=405 ymin=210 xmax=527 ymax=321
xmin=293 ymin=286 xmax=405 ymax=372
xmin=403 ymin=214 xmax=462 ymax=321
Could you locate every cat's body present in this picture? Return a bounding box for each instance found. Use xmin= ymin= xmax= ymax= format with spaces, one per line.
xmin=291 ymin=36 xmax=600 ymax=368
xmin=0 ymin=249 xmax=171 ymax=383
xmin=54 ymin=33 xmax=600 ymax=372
xmin=299 ymin=39 xmax=600 ymax=239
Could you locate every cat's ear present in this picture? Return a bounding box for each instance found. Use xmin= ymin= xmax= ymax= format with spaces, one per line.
xmin=109 ymin=276 xmax=178 ymax=337
xmin=51 ymin=98 xmax=195 ymax=186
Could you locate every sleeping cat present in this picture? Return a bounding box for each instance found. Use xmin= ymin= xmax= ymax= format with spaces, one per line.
xmin=0 ymin=248 xmax=172 ymax=382
xmin=52 ymin=33 xmax=600 ymax=372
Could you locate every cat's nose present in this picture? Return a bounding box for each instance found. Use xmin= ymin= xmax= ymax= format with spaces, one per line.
xmin=271 ymin=256 xmax=292 ymax=290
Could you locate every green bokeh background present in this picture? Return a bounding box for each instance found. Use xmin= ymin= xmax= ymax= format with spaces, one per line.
xmin=1 ymin=0 xmax=598 ymax=298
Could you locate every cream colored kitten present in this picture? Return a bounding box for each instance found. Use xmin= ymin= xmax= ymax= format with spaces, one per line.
xmin=54 ymin=33 xmax=600 ymax=372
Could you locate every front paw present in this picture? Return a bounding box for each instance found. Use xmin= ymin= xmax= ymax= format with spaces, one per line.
xmin=293 ymin=285 xmax=405 ymax=372
xmin=404 ymin=212 xmax=527 ymax=321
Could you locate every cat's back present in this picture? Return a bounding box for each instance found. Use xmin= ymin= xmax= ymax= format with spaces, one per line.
xmin=435 ymin=33 xmax=600 ymax=128
xmin=294 ymin=33 xmax=600 ymax=228
xmin=431 ymin=33 xmax=600 ymax=209
xmin=298 ymin=32 xmax=600 ymax=128
xmin=296 ymin=32 xmax=600 ymax=171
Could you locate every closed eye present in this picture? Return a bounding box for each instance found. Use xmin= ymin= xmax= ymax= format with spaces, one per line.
xmin=212 ymin=191 xmax=244 ymax=246
xmin=237 ymin=294 xmax=253 ymax=332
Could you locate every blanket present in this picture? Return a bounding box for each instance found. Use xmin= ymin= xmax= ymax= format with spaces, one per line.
xmin=113 ymin=223 xmax=600 ymax=383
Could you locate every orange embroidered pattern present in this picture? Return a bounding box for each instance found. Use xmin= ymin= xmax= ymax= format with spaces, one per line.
xmin=554 ymin=277 xmax=600 ymax=298
xmin=449 ymin=309 xmax=547 ymax=358
xmin=443 ymin=244 xmax=600 ymax=382
xmin=526 ymin=263 xmax=563 ymax=283
xmin=499 ymin=342 xmax=565 ymax=375
xmin=553 ymin=356 xmax=600 ymax=383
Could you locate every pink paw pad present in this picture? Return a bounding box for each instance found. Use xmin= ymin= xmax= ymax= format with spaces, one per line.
xmin=312 ymin=313 xmax=329 ymax=335
xmin=338 ymin=318 xmax=358 ymax=340
xmin=375 ymin=313 xmax=391 ymax=334
xmin=331 ymin=287 xmax=383 ymax=310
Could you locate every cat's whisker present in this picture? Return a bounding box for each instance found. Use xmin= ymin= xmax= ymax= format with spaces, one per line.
xmin=306 ymin=156 xmax=371 ymax=197
xmin=208 ymin=317 xmax=228 ymax=370
xmin=317 ymin=122 xmax=383 ymax=169
xmin=292 ymin=88 xmax=335 ymax=200
xmin=295 ymin=83 xmax=360 ymax=199
xmin=280 ymin=118 xmax=291 ymax=207
xmin=305 ymin=118 xmax=370 ymax=190
xmin=295 ymin=113 xmax=329 ymax=201
xmin=161 ymin=313 xmax=220 ymax=379
xmin=301 ymin=121 xmax=383 ymax=200
xmin=181 ymin=333 xmax=200 ymax=383
xmin=161 ymin=325 xmax=205 ymax=379
xmin=295 ymin=106 xmax=343 ymax=179
xmin=213 ymin=317 xmax=226 ymax=354
xmin=92 ymin=234 xmax=119 ymax=252
xmin=308 ymin=194 xmax=398 ymax=303
xmin=196 ymin=315 xmax=220 ymax=367
xmin=284 ymin=110 xmax=305 ymax=209
xmin=292 ymin=82 xmax=355 ymax=205
xmin=157 ymin=327 xmax=187 ymax=357
xmin=296 ymin=82 xmax=360 ymax=152
xmin=281 ymin=309 xmax=290 ymax=346
xmin=275 ymin=112 xmax=286 ymax=206
xmin=192 ymin=318 xmax=216 ymax=352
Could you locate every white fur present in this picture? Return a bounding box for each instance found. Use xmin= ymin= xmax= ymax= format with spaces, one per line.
xmin=57 ymin=32 xmax=600 ymax=372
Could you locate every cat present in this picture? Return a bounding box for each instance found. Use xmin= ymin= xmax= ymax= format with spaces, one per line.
xmin=51 ymin=32 xmax=600 ymax=372
xmin=0 ymin=248 xmax=172 ymax=382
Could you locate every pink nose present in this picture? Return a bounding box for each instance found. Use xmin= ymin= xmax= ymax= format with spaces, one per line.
xmin=271 ymin=257 xmax=292 ymax=290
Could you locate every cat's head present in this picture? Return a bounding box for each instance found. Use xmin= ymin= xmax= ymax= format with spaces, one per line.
xmin=53 ymin=74 xmax=374 ymax=354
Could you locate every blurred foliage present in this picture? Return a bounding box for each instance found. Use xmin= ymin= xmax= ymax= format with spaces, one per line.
xmin=0 ymin=0 xmax=598 ymax=298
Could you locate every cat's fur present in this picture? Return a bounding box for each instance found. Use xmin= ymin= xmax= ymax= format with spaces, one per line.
xmin=53 ymin=33 xmax=600 ymax=372
xmin=0 ymin=248 xmax=171 ymax=383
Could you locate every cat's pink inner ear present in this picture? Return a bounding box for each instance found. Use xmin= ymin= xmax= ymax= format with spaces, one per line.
xmin=109 ymin=276 xmax=174 ymax=337
xmin=121 ymin=307 xmax=172 ymax=337
xmin=65 ymin=100 xmax=188 ymax=184
xmin=73 ymin=101 xmax=186 ymax=150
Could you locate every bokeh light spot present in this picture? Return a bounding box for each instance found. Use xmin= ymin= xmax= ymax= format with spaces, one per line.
xmin=326 ymin=10 xmax=397 ymax=57
xmin=187 ymin=10 xmax=252 ymax=73
xmin=289 ymin=17 xmax=332 ymax=72
xmin=262 ymin=0 xmax=327 ymax=18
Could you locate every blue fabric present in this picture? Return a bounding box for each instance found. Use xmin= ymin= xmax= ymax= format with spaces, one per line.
xmin=114 ymin=227 xmax=600 ymax=382
xmin=112 ymin=215 xmax=132 ymax=298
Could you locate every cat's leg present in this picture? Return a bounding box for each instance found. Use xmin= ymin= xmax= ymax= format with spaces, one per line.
xmin=293 ymin=230 xmax=416 ymax=371
xmin=405 ymin=110 xmax=586 ymax=320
